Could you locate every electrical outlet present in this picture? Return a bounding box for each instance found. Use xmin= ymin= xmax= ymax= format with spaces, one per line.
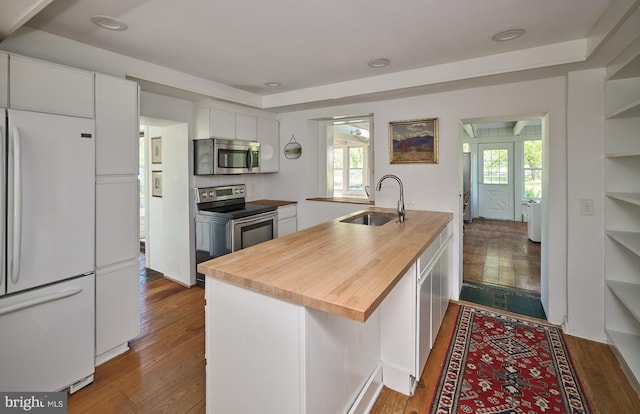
xmin=579 ymin=199 xmax=594 ymax=216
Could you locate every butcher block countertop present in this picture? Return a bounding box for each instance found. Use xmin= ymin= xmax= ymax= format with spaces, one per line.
xmin=251 ymin=199 xmax=297 ymax=207
xmin=197 ymin=207 xmax=452 ymax=322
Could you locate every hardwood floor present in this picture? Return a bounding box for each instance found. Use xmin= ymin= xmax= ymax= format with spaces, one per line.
xmin=68 ymin=277 xmax=206 ymax=413
xmin=463 ymin=218 xmax=541 ymax=292
xmin=70 ymin=278 xmax=639 ymax=413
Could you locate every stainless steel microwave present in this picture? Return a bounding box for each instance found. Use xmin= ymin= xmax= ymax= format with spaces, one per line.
xmin=193 ymin=138 xmax=260 ymax=175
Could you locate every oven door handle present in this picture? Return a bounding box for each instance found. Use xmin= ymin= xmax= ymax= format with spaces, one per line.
xmin=233 ymin=211 xmax=276 ymax=227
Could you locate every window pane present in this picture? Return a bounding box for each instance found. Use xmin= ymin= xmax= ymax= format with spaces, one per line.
xmin=349 ymin=147 xmax=363 ymax=168
xmin=523 ymin=140 xmax=542 ymax=199
xmin=333 ymin=148 xmax=343 ymax=169
xmin=483 ymin=149 xmax=508 ymax=184
xmin=524 ymin=140 xmax=542 ymax=168
xmin=349 ymin=169 xmax=363 ymax=190
xmin=334 ymin=169 xmax=343 ymax=191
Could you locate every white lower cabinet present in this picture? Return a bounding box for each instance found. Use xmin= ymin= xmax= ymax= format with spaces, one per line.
xmin=206 ymin=278 xmax=383 ymax=414
xmin=278 ymin=203 xmax=297 ymax=237
xmin=381 ymin=221 xmax=452 ymax=395
xmin=95 ymin=260 xmax=139 ymax=364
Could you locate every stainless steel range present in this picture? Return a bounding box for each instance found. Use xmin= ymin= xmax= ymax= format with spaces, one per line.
xmin=194 ymin=184 xmax=278 ymax=287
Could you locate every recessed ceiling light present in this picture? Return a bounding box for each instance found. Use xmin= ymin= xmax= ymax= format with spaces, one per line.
xmin=90 ymin=15 xmax=128 ymax=31
xmin=264 ymin=81 xmax=282 ymax=88
xmin=367 ymin=58 xmax=391 ymax=68
xmin=492 ymin=29 xmax=525 ymax=42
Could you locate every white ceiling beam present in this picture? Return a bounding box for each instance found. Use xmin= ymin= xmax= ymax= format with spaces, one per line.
xmin=0 ymin=0 xmax=55 ymax=41
xmin=463 ymin=123 xmax=476 ymax=138
xmin=513 ymin=120 xmax=528 ymax=136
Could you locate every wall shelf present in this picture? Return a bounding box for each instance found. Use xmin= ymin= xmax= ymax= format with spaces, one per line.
xmin=606 ymin=192 xmax=640 ymax=206
xmin=607 ymin=230 xmax=640 ymax=256
xmin=607 ymin=98 xmax=640 ymax=119
xmin=604 ymin=44 xmax=640 ymax=392
xmin=607 ymin=280 xmax=640 ymax=321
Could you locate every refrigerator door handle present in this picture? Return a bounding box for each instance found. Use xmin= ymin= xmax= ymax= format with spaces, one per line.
xmin=0 ymin=288 xmax=83 ymax=317
xmin=10 ymin=127 xmax=23 ymax=284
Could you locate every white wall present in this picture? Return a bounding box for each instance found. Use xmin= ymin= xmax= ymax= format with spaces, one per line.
xmin=566 ymin=69 xmax=606 ymax=341
xmin=265 ymin=77 xmax=568 ymax=325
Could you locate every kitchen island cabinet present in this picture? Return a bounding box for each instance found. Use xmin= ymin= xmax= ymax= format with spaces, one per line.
xmin=199 ymin=208 xmax=453 ymax=413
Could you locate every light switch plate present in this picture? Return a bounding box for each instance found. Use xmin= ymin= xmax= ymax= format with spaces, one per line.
xmin=579 ymin=199 xmax=594 ymax=216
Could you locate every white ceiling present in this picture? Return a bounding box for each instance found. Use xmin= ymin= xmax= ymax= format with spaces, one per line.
xmin=1 ymin=0 xmax=639 ymax=110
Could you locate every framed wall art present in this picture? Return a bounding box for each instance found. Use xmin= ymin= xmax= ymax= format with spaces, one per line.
xmin=152 ymin=170 xmax=162 ymax=197
xmin=151 ymin=136 xmax=162 ymax=164
xmin=389 ymin=118 xmax=438 ymax=164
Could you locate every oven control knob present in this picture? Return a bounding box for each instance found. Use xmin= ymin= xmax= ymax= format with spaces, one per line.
xmin=209 ymin=191 xmax=214 ymax=197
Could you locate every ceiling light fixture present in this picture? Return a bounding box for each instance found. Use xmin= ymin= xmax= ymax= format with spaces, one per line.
xmin=367 ymin=58 xmax=391 ymax=68
xmin=90 ymin=15 xmax=128 ymax=31
xmin=264 ymin=81 xmax=282 ymax=88
xmin=492 ymin=29 xmax=525 ymax=42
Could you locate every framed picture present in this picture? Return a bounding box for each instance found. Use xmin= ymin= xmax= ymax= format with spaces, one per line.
xmin=389 ymin=118 xmax=438 ymax=164
xmin=151 ymin=136 xmax=162 ymax=164
xmin=151 ymin=171 xmax=162 ymax=197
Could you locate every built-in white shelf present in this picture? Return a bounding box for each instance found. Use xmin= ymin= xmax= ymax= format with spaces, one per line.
xmin=607 ymin=280 xmax=640 ymax=321
xmin=607 ymin=39 xmax=640 ymax=81
xmin=606 ymin=151 xmax=640 ymax=158
xmin=607 ymin=192 xmax=640 ymax=206
xmin=608 ymin=98 xmax=640 ymax=119
xmin=606 ymin=329 xmax=640 ymax=382
xmin=607 ymin=230 xmax=640 ymax=257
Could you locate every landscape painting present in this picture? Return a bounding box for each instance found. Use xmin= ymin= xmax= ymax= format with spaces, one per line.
xmin=389 ymin=118 xmax=438 ymax=164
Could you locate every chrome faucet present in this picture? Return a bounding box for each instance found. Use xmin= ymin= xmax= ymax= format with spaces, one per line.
xmin=376 ymin=174 xmax=405 ymax=223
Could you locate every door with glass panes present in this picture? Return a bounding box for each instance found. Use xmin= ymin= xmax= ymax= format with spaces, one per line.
xmin=478 ymin=143 xmax=514 ymax=220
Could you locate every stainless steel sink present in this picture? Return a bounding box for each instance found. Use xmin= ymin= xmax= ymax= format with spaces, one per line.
xmin=341 ymin=212 xmax=395 ymax=226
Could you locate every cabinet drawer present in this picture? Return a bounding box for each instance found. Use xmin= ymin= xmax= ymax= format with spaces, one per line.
xmin=10 ymin=55 xmax=94 ymax=118
xmin=419 ymin=237 xmax=440 ymax=274
xmin=278 ymin=204 xmax=297 ymax=220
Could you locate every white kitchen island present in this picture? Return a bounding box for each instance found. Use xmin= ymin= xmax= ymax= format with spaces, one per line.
xmin=199 ymin=208 xmax=453 ymax=413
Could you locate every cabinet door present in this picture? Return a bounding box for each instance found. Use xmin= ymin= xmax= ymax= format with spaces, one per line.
xmin=0 ymin=52 xmax=7 ymax=108
xmin=277 ymin=204 xmax=297 ymax=237
xmin=95 ymin=74 xmax=139 ymax=175
xmin=257 ymin=118 xmax=279 ymax=172
xmin=236 ymin=113 xmax=257 ymax=140
xmin=10 ymin=55 xmax=94 ymax=118
xmin=211 ymin=109 xmax=236 ymax=139
xmin=96 ymin=259 xmax=139 ymax=357
xmin=96 ymin=177 xmax=139 ymax=267
xmin=195 ymin=106 xmax=211 ymax=138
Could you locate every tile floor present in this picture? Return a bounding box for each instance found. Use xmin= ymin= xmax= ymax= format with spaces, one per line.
xmin=463 ymin=218 xmax=541 ymax=293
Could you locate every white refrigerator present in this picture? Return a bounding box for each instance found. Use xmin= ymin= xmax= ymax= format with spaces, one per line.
xmin=0 ymin=109 xmax=96 ymax=392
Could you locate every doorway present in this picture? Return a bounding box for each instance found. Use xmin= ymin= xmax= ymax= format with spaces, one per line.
xmin=460 ymin=116 xmax=544 ymax=319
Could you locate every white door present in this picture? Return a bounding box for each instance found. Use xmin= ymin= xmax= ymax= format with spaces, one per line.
xmin=478 ymin=143 xmax=514 ymax=220
xmin=7 ymin=110 xmax=95 ymax=294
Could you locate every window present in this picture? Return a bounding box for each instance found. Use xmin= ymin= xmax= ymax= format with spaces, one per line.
xmin=327 ymin=117 xmax=372 ymax=199
xmin=482 ymin=149 xmax=509 ymax=184
xmin=523 ymin=139 xmax=542 ymax=199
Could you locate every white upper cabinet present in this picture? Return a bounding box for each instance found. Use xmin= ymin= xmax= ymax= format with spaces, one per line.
xmin=211 ymin=108 xmax=236 ymax=139
xmin=9 ymin=54 xmax=94 ymax=118
xmin=257 ymin=117 xmax=279 ymax=172
xmin=0 ymin=52 xmax=7 ymax=108
xmin=95 ymin=74 xmax=139 ymax=175
xmin=236 ymin=113 xmax=257 ymax=140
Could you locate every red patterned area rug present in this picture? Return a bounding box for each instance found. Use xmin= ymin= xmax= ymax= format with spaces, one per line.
xmin=429 ymin=305 xmax=591 ymax=414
